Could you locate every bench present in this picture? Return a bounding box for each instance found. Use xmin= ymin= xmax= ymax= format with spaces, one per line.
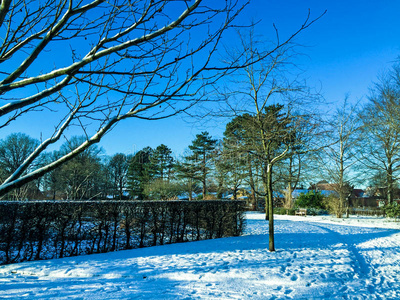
xmin=295 ymin=208 xmax=307 ymax=216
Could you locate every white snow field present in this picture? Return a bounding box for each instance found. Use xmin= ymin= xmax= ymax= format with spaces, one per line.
xmin=1 ymin=212 xmax=400 ymax=299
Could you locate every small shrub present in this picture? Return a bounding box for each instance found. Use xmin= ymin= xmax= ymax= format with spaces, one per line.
xmin=274 ymin=207 xmax=296 ymax=215
xmin=306 ymin=208 xmax=329 ymax=216
xmin=144 ymin=180 xmax=186 ymax=200
xmin=323 ymin=194 xmax=346 ymax=218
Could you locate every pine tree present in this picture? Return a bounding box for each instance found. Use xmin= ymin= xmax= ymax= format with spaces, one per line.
xmin=223 ymin=114 xmax=255 ymax=202
xmin=175 ymin=154 xmax=201 ymax=201
xmin=150 ymin=144 xmax=174 ymax=182
xmin=187 ymin=132 xmax=217 ymax=198
xmin=127 ymin=147 xmax=153 ymax=200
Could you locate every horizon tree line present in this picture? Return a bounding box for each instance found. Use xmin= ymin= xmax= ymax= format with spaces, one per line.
xmin=2 ymin=61 xmax=400 ymax=206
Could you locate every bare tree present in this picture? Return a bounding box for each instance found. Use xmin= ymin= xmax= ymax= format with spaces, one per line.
xmin=220 ymin=28 xmax=324 ymax=251
xmin=0 ymin=133 xmax=40 ymax=199
xmin=318 ymin=98 xmax=361 ymax=217
xmin=276 ymin=151 xmax=304 ymax=210
xmin=108 ymin=153 xmax=130 ymax=200
xmin=0 ymin=0 xmax=239 ymax=196
xmin=59 ymin=136 xmax=104 ymax=200
xmin=359 ymin=64 xmax=400 ymax=205
xmin=0 ymin=0 xmax=320 ymax=197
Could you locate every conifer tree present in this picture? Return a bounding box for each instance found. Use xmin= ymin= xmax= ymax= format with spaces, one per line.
xmin=187 ymin=132 xmax=217 ymax=198
xmin=127 ymin=147 xmax=154 ymax=200
xmin=151 ymin=144 xmax=174 ymax=182
xmin=175 ymin=152 xmax=201 ymax=201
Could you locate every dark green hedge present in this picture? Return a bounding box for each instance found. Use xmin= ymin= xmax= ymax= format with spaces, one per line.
xmin=0 ymin=200 xmax=245 ymax=265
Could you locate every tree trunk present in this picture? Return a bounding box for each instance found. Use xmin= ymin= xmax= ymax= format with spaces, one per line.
xmin=387 ymin=163 xmax=393 ymax=205
xmin=202 ymin=178 xmax=206 ymax=199
xmin=188 ymin=179 xmax=193 ymax=201
xmin=248 ymin=155 xmax=257 ymax=210
xmin=267 ymin=163 xmax=275 ymax=252
xmin=264 ymin=191 xmax=269 ymax=220
xmin=263 ymin=166 xmax=269 ymax=220
xmin=202 ymin=152 xmax=207 ymax=198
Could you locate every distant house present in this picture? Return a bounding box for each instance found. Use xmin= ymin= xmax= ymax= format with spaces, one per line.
xmin=291 ymin=189 xmax=338 ymax=199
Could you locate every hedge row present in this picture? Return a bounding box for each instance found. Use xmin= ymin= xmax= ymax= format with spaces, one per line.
xmin=0 ymin=200 xmax=246 ymax=265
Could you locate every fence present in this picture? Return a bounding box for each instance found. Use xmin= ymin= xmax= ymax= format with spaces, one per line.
xmin=0 ymin=200 xmax=245 ymax=265
xmin=350 ymin=208 xmax=385 ymax=217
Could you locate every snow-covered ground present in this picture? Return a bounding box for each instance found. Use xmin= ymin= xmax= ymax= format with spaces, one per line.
xmin=1 ymin=213 xmax=400 ymax=299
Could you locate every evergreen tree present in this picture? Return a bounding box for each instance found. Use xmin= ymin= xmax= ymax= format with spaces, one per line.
xmin=295 ymin=190 xmax=325 ymax=209
xmin=223 ymin=114 xmax=255 ymax=202
xmin=187 ymin=132 xmax=217 ymax=198
xmin=151 ymin=144 xmax=174 ymax=181
xmin=175 ymin=151 xmax=201 ymax=201
xmin=127 ymin=147 xmax=154 ymax=200
xmin=215 ymin=140 xmax=246 ymax=200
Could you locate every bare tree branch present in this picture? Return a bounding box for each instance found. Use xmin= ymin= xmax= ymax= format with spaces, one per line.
xmin=0 ymin=0 xmax=322 ymax=196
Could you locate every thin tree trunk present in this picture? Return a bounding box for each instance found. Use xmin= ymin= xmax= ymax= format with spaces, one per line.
xmin=267 ymin=163 xmax=275 ymax=252
xmin=202 ymin=152 xmax=207 ymax=198
xmin=248 ymin=155 xmax=257 ymax=210
xmin=264 ymin=189 xmax=269 ymax=220
xmin=387 ymin=163 xmax=393 ymax=205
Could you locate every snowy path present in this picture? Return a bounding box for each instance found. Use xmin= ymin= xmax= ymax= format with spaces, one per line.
xmin=1 ymin=213 xmax=400 ymax=299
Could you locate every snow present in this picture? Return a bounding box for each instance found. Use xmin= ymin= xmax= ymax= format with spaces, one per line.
xmin=1 ymin=213 xmax=400 ymax=299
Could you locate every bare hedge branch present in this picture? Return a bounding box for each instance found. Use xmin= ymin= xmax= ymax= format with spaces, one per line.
xmin=0 ymin=200 xmax=246 ymax=265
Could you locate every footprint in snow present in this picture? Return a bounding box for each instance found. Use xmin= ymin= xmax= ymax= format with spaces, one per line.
xmin=284 ymin=288 xmax=293 ymax=295
xmin=290 ymin=274 xmax=298 ymax=281
xmin=339 ymin=285 xmax=348 ymax=293
xmin=367 ymin=285 xmax=375 ymax=293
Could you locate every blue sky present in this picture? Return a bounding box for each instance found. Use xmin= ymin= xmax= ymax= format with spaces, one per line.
xmin=3 ymin=1 xmax=400 ymax=158
xmin=99 ymin=1 xmax=400 ymax=157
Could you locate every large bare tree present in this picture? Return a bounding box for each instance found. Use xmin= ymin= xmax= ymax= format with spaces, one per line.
xmin=317 ymin=98 xmax=361 ymax=217
xmin=359 ymin=64 xmax=400 ymax=205
xmin=219 ymin=28 xmax=324 ymax=251
xmin=0 ymin=0 xmax=320 ymax=197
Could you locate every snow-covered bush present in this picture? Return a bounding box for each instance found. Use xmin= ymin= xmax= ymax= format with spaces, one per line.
xmin=0 ymin=200 xmax=245 ymax=265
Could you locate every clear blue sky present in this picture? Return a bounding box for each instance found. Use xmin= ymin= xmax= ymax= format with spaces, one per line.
xmin=5 ymin=1 xmax=400 ymax=158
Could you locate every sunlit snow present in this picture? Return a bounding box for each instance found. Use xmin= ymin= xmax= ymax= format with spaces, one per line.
xmin=1 ymin=213 xmax=400 ymax=299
